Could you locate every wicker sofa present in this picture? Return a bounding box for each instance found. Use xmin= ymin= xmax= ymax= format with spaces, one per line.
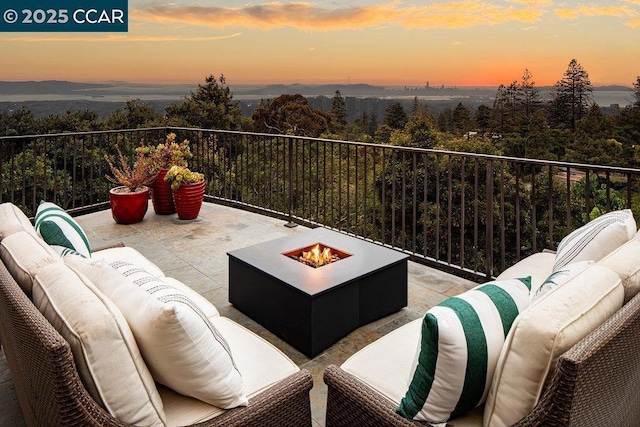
xmin=324 ymin=215 xmax=640 ymax=426
xmin=0 ymin=202 xmax=312 ymax=427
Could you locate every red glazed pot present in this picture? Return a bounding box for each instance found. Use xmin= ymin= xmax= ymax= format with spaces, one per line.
xmin=172 ymin=180 xmax=205 ymax=220
xmin=109 ymin=186 xmax=149 ymax=224
xmin=151 ymin=168 xmax=176 ymax=215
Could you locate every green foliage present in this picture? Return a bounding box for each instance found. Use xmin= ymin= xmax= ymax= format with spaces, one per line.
xmin=165 ymin=74 xmax=243 ymax=130
xmin=383 ymin=102 xmax=407 ymax=130
xmin=251 ymin=94 xmax=330 ymax=137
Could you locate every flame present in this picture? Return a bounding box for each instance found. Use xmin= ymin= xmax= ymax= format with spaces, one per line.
xmin=302 ymin=244 xmax=333 ymax=267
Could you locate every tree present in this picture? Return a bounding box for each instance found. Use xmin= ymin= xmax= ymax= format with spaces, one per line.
xmin=383 ymin=102 xmax=407 ymax=130
xmin=251 ymin=94 xmax=330 ymax=137
xmin=634 ymin=76 xmax=640 ymax=108
xmin=550 ymin=59 xmax=593 ymax=131
xmin=520 ymin=69 xmax=542 ymax=121
xmin=330 ymin=90 xmax=347 ymax=132
xmin=475 ymin=105 xmax=491 ymax=134
xmin=165 ymin=74 xmax=244 ymax=130
xmin=451 ymin=102 xmax=473 ymax=136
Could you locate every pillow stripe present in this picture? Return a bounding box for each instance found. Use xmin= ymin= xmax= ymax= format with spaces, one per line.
xmin=477 ymin=284 xmax=521 ymax=338
xmin=441 ymin=297 xmax=487 ymax=419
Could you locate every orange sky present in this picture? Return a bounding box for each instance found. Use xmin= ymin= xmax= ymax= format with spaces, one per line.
xmin=1 ymin=1 xmax=639 ymax=87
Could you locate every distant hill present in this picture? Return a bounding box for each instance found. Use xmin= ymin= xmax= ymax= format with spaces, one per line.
xmin=0 ymin=80 xmax=109 ymax=95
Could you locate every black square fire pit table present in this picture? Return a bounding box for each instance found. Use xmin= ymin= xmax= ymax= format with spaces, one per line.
xmin=227 ymin=227 xmax=409 ymax=357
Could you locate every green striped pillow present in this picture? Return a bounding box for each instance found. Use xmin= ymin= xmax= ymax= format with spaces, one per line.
xmin=35 ymin=201 xmax=91 ymax=258
xmin=396 ymin=277 xmax=531 ymax=423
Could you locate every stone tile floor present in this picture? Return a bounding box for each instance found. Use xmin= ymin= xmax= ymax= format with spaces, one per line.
xmin=0 ymin=202 xmax=475 ymax=426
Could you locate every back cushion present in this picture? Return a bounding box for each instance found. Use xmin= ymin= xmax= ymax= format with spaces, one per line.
xmin=32 ymin=262 xmax=166 ymax=426
xmin=66 ymin=257 xmax=246 ymax=409
xmin=0 ymin=231 xmax=60 ymax=295
xmin=483 ymin=264 xmax=624 ymax=427
xmin=34 ymin=201 xmax=91 ymax=258
xmin=0 ymin=202 xmax=37 ymax=239
xmin=553 ymin=209 xmax=636 ymax=271
xmin=598 ymin=230 xmax=640 ymax=303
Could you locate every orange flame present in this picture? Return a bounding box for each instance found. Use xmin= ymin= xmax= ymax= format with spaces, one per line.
xmin=302 ymin=244 xmax=333 ymax=267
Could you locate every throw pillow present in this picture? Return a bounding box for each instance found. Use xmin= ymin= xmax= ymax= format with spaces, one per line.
xmin=532 ymin=260 xmax=593 ymax=300
xmin=32 ymin=262 xmax=166 ymax=426
xmin=396 ymin=276 xmax=532 ymax=423
xmin=34 ymin=201 xmax=91 ymax=258
xmin=67 ymin=257 xmax=246 ymax=409
xmin=553 ymin=209 xmax=635 ymax=271
xmin=483 ymin=264 xmax=623 ymax=427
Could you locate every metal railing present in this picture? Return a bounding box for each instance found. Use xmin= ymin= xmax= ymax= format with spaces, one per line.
xmin=2 ymin=127 xmax=640 ymax=281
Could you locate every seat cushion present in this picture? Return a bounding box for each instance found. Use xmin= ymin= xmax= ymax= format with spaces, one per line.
xmin=160 ymin=317 xmax=300 ymax=426
xmin=34 ymin=201 xmax=92 ymax=258
xmin=396 ymin=277 xmax=532 ymax=423
xmin=484 ymin=264 xmax=624 ymax=427
xmin=0 ymin=202 xmax=37 ymax=239
xmin=342 ymin=318 xmax=422 ymax=405
xmin=0 ymin=231 xmax=60 ymax=295
xmin=553 ymin=209 xmax=635 ymax=271
xmin=66 ymin=257 xmax=246 ymax=408
xmin=598 ymin=230 xmax=640 ymax=303
xmin=32 ymin=262 xmax=166 ymax=426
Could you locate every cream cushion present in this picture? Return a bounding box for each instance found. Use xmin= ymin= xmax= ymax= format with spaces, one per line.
xmin=496 ymin=252 xmax=555 ymax=298
xmin=0 ymin=231 xmax=60 ymax=295
xmin=66 ymin=257 xmax=246 ymax=408
xmin=598 ymin=230 xmax=640 ymax=303
xmin=160 ymin=317 xmax=300 ymax=426
xmin=484 ymin=264 xmax=624 ymax=427
xmin=342 ymin=318 xmax=422 ymax=405
xmin=0 ymin=202 xmax=37 ymax=239
xmin=340 ymin=319 xmax=483 ymax=427
xmin=31 ymin=262 xmax=165 ymax=426
xmin=553 ymin=209 xmax=636 ymax=271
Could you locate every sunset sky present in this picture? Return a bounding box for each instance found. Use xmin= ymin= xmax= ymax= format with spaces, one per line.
xmin=1 ymin=0 xmax=639 ymax=87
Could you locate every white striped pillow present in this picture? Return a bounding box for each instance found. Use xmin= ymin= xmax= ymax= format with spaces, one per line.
xmin=67 ymin=258 xmax=247 ymax=409
xmin=553 ymin=209 xmax=635 ymax=271
xmin=396 ymin=277 xmax=531 ymax=423
xmin=35 ymin=201 xmax=91 ymax=258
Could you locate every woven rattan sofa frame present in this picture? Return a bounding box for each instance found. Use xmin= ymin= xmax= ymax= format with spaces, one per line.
xmin=323 ymin=290 xmax=640 ymax=427
xmin=0 ymin=244 xmax=313 ymax=427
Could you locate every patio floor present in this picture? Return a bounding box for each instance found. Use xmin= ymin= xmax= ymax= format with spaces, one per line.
xmin=0 ymin=201 xmax=476 ymax=426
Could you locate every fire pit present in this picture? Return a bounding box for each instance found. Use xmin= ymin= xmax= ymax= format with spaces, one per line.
xmin=284 ymin=243 xmax=351 ymax=268
xmin=227 ymin=228 xmax=408 ymax=357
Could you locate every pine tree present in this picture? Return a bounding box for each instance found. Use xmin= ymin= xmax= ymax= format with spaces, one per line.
xmin=551 ymin=59 xmax=593 ymax=131
xmin=330 ymin=90 xmax=347 ymax=131
xmin=633 ymin=76 xmax=640 ymax=108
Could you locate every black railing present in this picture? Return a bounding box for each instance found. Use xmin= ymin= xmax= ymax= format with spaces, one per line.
xmin=2 ymin=127 xmax=640 ymax=281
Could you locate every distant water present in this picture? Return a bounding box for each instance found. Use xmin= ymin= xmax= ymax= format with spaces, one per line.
xmin=0 ymin=90 xmax=634 ymax=107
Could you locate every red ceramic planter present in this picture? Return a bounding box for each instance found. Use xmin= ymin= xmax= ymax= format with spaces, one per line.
xmin=172 ymin=180 xmax=205 ymax=220
xmin=151 ymin=168 xmax=176 ymax=215
xmin=109 ymin=186 xmax=149 ymax=224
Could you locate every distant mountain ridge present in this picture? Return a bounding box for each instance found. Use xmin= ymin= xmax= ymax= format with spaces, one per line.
xmin=0 ymin=80 xmax=109 ymax=95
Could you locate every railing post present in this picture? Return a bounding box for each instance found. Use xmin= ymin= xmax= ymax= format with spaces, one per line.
xmin=285 ymin=137 xmax=297 ymax=228
xmin=485 ymin=159 xmax=494 ymax=279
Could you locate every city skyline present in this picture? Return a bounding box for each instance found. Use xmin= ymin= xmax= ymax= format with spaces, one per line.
xmin=1 ymin=1 xmax=639 ymax=88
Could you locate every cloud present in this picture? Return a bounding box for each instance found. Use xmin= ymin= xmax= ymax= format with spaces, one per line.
xmin=555 ymin=3 xmax=639 ymax=25
xmin=132 ymin=1 xmax=547 ymax=31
